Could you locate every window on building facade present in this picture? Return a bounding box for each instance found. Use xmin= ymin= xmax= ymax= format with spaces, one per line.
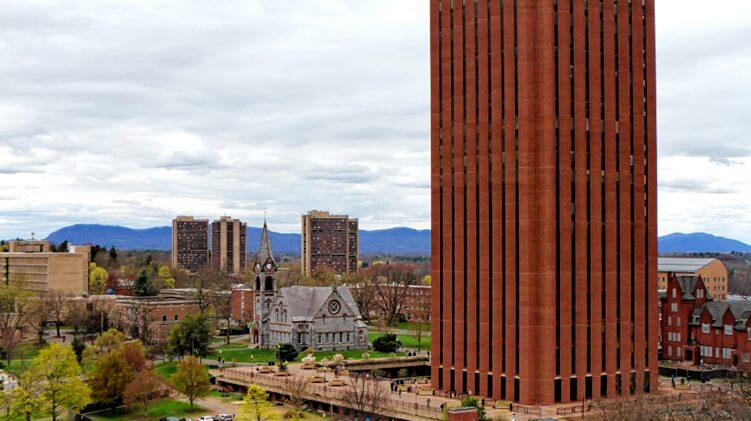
xmin=702 ymin=323 xmax=710 ymax=334
xmin=725 ymin=324 xmax=733 ymax=336
xmin=298 ymin=333 xmax=302 ymax=344
xmin=715 ymin=347 xmax=720 ymax=358
xmin=677 ymin=317 xmax=681 ymax=327
xmin=667 ymin=346 xmax=672 ymax=357
xmin=668 ymin=316 xmax=672 ymax=326
xmin=318 ymin=334 xmax=321 ymax=344
xmin=723 ymin=348 xmax=733 ymax=360
xmin=744 ymin=353 xmax=750 ymax=363
xmin=339 ymin=332 xmax=343 ymax=343
xmin=677 ymin=333 xmax=681 ymax=342
xmin=175 ymin=315 xmax=178 ymax=320
xmin=162 ymin=315 xmax=167 ymax=321
xmin=347 ymin=332 xmax=351 ymax=342
xmin=672 ymin=288 xmax=676 ymax=298
xmin=671 ymin=303 xmax=678 ymax=313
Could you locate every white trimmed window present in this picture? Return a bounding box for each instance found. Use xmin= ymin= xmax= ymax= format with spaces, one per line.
xmin=715 ymin=347 xmax=720 ymax=358
xmin=677 ymin=317 xmax=681 ymax=327
xmin=702 ymin=323 xmax=710 ymax=334
xmin=723 ymin=348 xmax=733 ymax=360
xmin=725 ymin=324 xmax=733 ymax=336
xmin=672 ymin=288 xmax=677 ymax=298
xmin=668 ymin=316 xmax=672 ymax=326
xmin=667 ymin=346 xmax=672 ymax=357
xmin=744 ymin=353 xmax=750 ymax=363
xmin=671 ymin=303 xmax=678 ymax=313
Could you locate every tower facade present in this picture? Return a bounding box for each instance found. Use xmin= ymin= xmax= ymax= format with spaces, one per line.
xmin=301 ymin=211 xmax=358 ymax=277
xmin=172 ymin=216 xmax=209 ymax=273
xmin=211 ymin=216 xmax=247 ymax=275
xmin=430 ymin=0 xmax=657 ymax=405
xmin=252 ymin=221 xmax=278 ymax=348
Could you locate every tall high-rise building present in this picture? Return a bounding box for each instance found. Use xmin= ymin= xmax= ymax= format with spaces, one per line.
xmin=301 ymin=211 xmax=358 ymax=277
xmin=430 ymin=0 xmax=657 ymax=405
xmin=171 ymin=216 xmax=209 ymax=273
xmin=211 ymin=216 xmax=247 ymax=275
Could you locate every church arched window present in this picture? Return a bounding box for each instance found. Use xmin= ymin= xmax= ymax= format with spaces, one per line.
xmin=275 ymin=309 xmax=279 ymax=322
xmin=265 ymin=276 xmax=274 ymax=291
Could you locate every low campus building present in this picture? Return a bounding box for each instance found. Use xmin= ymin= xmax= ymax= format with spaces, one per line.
xmin=658 ymin=257 xmax=729 ymax=300
xmin=660 ymin=273 xmax=751 ymax=370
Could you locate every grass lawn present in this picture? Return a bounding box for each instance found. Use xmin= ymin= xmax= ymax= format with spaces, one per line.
xmin=396 ymin=321 xmax=431 ymax=331
xmin=207 ymin=343 xmax=404 ymax=364
xmin=368 ymin=332 xmax=431 ymax=351
xmin=88 ymin=399 xmax=205 ymax=421
xmin=209 ymin=390 xmax=244 ymax=402
xmin=153 ymin=361 xmax=177 ymax=380
xmin=209 ymin=346 xmax=278 ymax=364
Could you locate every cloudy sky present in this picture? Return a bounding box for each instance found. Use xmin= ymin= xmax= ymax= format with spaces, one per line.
xmin=0 ymin=1 xmax=749 ymax=243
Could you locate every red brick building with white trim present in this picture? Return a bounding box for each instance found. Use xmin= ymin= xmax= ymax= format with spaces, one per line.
xmin=660 ymin=273 xmax=751 ymax=370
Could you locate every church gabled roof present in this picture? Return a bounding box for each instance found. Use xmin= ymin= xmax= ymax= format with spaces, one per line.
xmin=255 ymin=221 xmax=274 ymax=265
xmin=279 ymin=285 xmax=362 ymax=321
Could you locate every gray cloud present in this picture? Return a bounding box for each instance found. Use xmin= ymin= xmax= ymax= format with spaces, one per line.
xmin=0 ymin=0 xmax=749 ymax=244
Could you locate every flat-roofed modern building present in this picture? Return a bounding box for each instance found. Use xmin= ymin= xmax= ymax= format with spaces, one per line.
xmin=658 ymin=257 xmax=728 ymax=301
xmin=430 ymin=0 xmax=658 ymax=404
xmin=301 ymin=211 xmax=358 ymax=277
xmin=211 ymin=216 xmax=247 ymax=275
xmin=172 ymin=216 xmax=209 ymax=273
xmin=1 ymin=240 xmax=89 ymax=295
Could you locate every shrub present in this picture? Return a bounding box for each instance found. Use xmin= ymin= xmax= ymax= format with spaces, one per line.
xmin=278 ymin=343 xmax=299 ymax=363
xmin=372 ymin=334 xmax=401 ymax=353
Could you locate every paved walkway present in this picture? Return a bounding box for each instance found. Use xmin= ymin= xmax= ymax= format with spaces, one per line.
xmin=213 ymin=363 xmax=560 ymax=420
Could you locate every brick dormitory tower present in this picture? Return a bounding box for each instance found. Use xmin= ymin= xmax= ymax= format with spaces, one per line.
xmin=430 ymin=0 xmax=658 ymax=405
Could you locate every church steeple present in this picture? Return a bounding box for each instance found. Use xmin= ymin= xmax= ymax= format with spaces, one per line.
xmin=256 ymin=219 xmax=276 ymax=266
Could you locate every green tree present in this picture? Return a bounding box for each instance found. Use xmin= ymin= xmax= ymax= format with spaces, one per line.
xmin=372 ymin=333 xmax=401 ymax=353
xmin=171 ymin=356 xmax=210 ymax=407
xmin=82 ymin=328 xmax=125 ymax=371
xmin=133 ymin=271 xmax=158 ymax=297
xmin=21 ymin=343 xmax=91 ymax=421
xmin=9 ymin=374 xmax=44 ymax=421
xmin=88 ymin=350 xmax=133 ymax=410
xmin=239 ymin=385 xmax=278 ymax=421
xmin=460 ymin=396 xmax=487 ymax=421
xmin=166 ymin=313 xmax=212 ymax=358
xmin=277 ymin=343 xmax=299 ymax=363
xmin=89 ymin=263 xmax=109 ymax=295
xmin=71 ymin=336 xmax=86 ymax=364
xmin=108 ymin=246 xmax=118 ymax=265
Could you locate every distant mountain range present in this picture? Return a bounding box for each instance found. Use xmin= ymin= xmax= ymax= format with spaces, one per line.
xmin=44 ymin=225 xmax=751 ymax=255
xmin=657 ymin=232 xmax=751 ymax=254
xmin=46 ymin=224 xmax=431 ymax=255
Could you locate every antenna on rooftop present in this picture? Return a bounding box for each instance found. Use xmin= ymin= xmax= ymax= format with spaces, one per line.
xmin=30 ymin=232 xmax=35 ymax=240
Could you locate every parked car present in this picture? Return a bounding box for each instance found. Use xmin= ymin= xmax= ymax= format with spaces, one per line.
xmin=159 ymin=418 xmax=180 ymax=421
xmin=215 ymin=415 xmax=233 ymax=421
xmin=180 ymin=418 xmax=194 ymax=421
xmin=198 ymin=417 xmax=215 ymax=421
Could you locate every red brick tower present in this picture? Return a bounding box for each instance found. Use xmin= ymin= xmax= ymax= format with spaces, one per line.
xmin=430 ymin=0 xmax=658 ymax=404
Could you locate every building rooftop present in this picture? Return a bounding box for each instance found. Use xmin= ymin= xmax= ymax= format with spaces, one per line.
xmin=658 ymin=257 xmax=717 ymax=273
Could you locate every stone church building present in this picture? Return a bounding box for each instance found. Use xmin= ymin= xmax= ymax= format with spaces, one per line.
xmin=250 ymin=222 xmax=368 ymax=351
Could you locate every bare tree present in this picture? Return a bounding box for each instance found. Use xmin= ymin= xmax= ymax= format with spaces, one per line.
xmin=413 ymin=314 xmax=427 ymax=352
xmin=371 ymin=264 xmax=418 ymax=326
xmin=347 ymin=273 xmax=376 ymax=321
xmin=115 ymin=298 xmax=154 ymax=345
xmin=0 ymin=284 xmax=35 ymax=365
xmin=282 ymin=375 xmax=311 ymax=420
xmin=27 ymin=292 xmax=53 ymax=345
xmin=342 ymin=373 xmax=390 ymax=420
xmin=48 ymin=291 xmax=72 ymax=338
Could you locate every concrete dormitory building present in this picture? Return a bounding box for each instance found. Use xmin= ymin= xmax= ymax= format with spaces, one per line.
xmin=0 ymin=240 xmax=89 ymax=295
